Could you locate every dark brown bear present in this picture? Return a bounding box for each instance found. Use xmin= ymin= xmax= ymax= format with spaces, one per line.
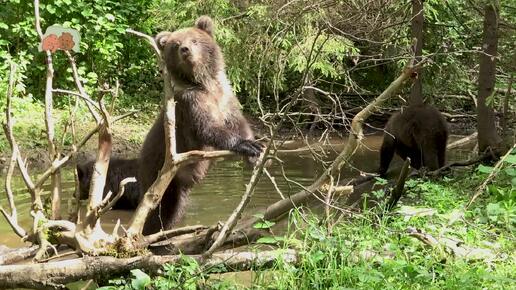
xmin=139 ymin=16 xmax=262 ymax=234
xmin=378 ymin=104 xmax=448 ymax=176
xmin=76 ymin=158 xmax=140 ymax=209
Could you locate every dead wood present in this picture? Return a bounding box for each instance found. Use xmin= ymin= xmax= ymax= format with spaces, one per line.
xmin=447 ymin=132 xmax=478 ymax=150
xmin=0 ymin=250 xmax=297 ymax=289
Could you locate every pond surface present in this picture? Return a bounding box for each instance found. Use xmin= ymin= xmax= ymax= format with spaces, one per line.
xmin=0 ymin=135 xmax=473 ymax=248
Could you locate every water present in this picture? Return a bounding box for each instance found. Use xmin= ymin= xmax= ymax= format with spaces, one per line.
xmin=0 ymin=135 xmax=474 ymax=248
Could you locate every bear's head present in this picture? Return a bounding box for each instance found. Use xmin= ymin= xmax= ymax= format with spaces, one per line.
xmin=156 ymin=16 xmax=223 ymax=86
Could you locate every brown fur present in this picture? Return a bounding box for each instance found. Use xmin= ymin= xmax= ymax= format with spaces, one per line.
xmin=378 ymin=104 xmax=448 ymax=176
xmin=139 ymin=16 xmax=262 ymax=234
xmin=76 ymin=158 xmax=140 ymax=209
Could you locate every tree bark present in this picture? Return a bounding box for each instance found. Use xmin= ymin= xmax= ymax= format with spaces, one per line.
xmin=477 ymin=2 xmax=503 ymax=154
xmin=409 ymin=0 xmax=424 ymax=105
xmin=0 ymin=250 xmax=297 ymax=289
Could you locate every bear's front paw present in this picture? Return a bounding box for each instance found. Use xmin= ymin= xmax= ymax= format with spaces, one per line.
xmin=234 ymin=139 xmax=264 ymax=157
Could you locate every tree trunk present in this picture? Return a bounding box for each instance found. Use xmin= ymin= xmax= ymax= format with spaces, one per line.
xmin=409 ymin=0 xmax=424 ymax=105
xmin=477 ymin=2 xmax=503 ymax=154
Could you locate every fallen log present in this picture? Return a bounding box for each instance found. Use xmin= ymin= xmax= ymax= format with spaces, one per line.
xmin=0 ymin=249 xmax=297 ymax=289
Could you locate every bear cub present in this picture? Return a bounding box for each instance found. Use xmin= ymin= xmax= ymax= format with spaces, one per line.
xmin=139 ymin=16 xmax=263 ymax=234
xmin=76 ymin=157 xmax=140 ymax=209
xmin=378 ymin=104 xmax=448 ymax=176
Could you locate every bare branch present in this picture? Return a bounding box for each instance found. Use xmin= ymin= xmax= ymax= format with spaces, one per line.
xmin=467 ymin=143 xmax=516 ymax=208
xmin=203 ymin=147 xmax=270 ymax=258
xmin=1 ymin=63 xmax=27 ymax=238
xmin=2 ymin=60 xmax=42 ymax=210
xmin=52 ymin=89 xmax=100 ymax=110
xmin=142 ymin=225 xmax=208 ymax=247
xmin=126 ymin=29 xmax=162 ymax=60
xmin=64 ymin=51 xmax=101 ymax=122
xmin=97 ymin=177 xmax=137 ymax=217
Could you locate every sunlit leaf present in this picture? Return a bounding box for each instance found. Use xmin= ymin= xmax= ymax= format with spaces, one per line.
xmin=257 ymin=236 xmax=285 ymax=244
xmin=477 ymin=164 xmax=494 ymax=174
xmin=130 ymin=269 xmax=150 ymax=290
xmin=253 ymin=220 xmax=276 ymax=229
xmin=504 ymin=155 xmax=516 ymax=165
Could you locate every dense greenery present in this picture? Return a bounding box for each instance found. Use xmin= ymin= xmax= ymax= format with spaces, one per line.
xmin=1 ymin=0 xmax=514 ymax=113
xmin=99 ymin=149 xmax=516 ymax=289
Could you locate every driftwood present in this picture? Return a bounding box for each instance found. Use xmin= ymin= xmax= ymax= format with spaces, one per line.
xmin=447 ymin=132 xmax=478 ymax=150
xmin=0 ymin=246 xmax=39 ymax=266
xmin=0 ymin=250 xmax=298 ymax=290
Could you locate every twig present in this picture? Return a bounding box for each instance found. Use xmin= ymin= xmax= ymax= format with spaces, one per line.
xmin=142 ymin=225 xmax=208 ymax=247
xmin=264 ymin=167 xmax=285 ymax=199
xmin=2 ymin=59 xmax=41 ymax=210
xmin=98 ymin=177 xmax=137 ymax=216
xmin=324 ymin=176 xmax=335 ymax=224
xmin=203 ymin=145 xmax=270 ymax=258
xmin=126 ymin=29 xmax=162 ymax=61
xmin=52 ymin=89 xmax=100 ymax=110
xmin=1 ymin=63 xmax=27 ymax=238
xmin=2 ymin=125 xmax=40 ymax=207
xmin=33 ymin=119 xmax=101 ymax=190
xmin=64 ymin=51 xmax=100 ymax=122
xmin=467 ymin=144 xmax=516 ymax=208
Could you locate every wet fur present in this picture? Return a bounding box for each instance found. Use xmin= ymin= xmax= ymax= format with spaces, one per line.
xmin=379 ymin=104 xmax=448 ymax=176
xmin=140 ymin=16 xmax=262 ymax=234
xmin=76 ymin=158 xmax=140 ymax=209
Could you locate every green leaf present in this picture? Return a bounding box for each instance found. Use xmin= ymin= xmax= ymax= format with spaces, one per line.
xmin=253 ymin=220 xmax=275 ymax=229
xmin=477 ymin=164 xmax=494 ymax=174
xmin=504 ymin=167 xmax=516 ymax=176
xmin=0 ymin=22 xmax=8 ymax=30
xmin=46 ymin=4 xmax=56 ymax=14
xmin=130 ymin=269 xmax=150 ymax=290
xmin=106 ymin=13 xmax=115 ymax=21
xmin=257 ymin=236 xmax=284 ymax=244
xmin=81 ymin=8 xmax=93 ymax=17
xmin=86 ymin=72 xmax=98 ymax=79
xmin=374 ymin=177 xmax=388 ymax=185
xmin=504 ymin=155 xmax=516 ymax=165
xmin=312 ymin=250 xmax=326 ymax=262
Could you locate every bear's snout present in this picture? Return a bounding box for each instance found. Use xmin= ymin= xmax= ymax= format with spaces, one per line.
xmin=180 ymin=46 xmax=190 ymax=56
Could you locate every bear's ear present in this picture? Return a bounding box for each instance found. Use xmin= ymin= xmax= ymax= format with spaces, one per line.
xmin=155 ymin=31 xmax=173 ymax=50
xmin=195 ymin=15 xmax=214 ymax=37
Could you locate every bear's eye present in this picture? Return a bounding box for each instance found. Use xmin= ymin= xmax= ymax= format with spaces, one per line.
xmin=192 ymin=39 xmax=198 ymax=44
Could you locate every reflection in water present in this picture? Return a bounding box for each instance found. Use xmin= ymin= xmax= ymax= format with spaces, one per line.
xmin=0 ymin=135 xmax=473 ymax=248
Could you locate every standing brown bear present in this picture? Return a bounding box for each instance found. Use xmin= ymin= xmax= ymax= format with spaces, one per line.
xmin=378 ymin=104 xmax=448 ymax=176
xmin=139 ymin=16 xmax=263 ymax=234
